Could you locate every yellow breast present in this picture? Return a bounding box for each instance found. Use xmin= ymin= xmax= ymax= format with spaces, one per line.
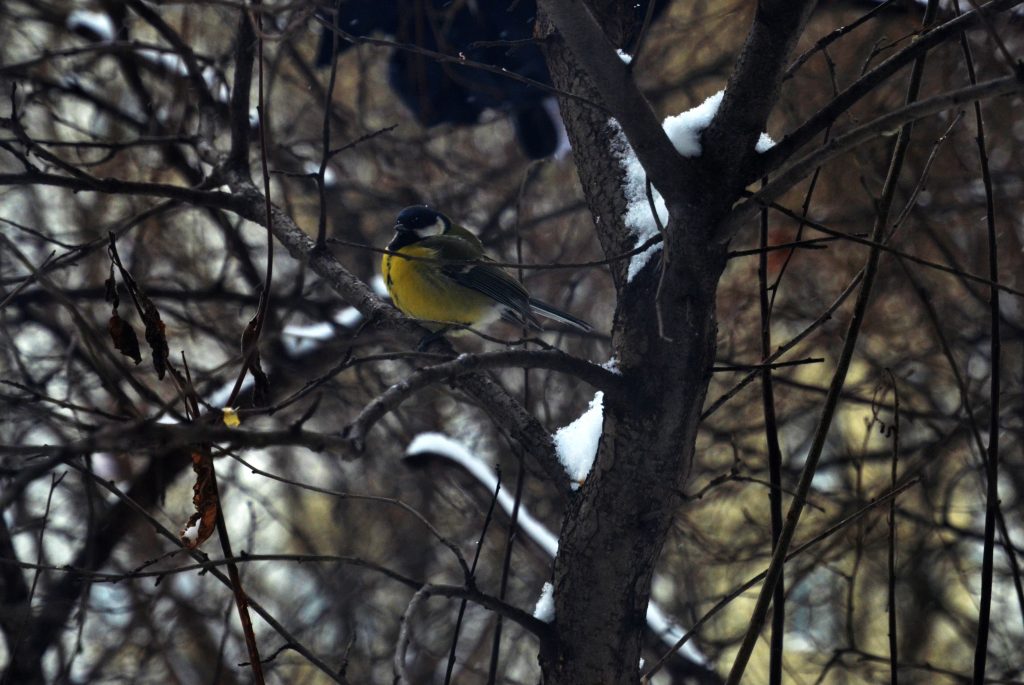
xmin=381 ymin=246 xmax=496 ymax=327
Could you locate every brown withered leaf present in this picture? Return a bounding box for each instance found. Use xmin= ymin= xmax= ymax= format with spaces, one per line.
xmin=104 ymin=270 xmax=119 ymax=308
xmin=179 ymin=449 xmax=218 ymax=549
xmin=141 ymin=297 xmax=169 ymax=380
xmin=108 ymin=313 xmax=142 ymax=364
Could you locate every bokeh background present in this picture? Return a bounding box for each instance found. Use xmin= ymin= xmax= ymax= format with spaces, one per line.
xmin=1 ymin=1 xmax=1023 ymax=683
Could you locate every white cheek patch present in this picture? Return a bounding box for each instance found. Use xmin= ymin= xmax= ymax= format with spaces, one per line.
xmin=420 ymin=217 xmax=446 ymax=237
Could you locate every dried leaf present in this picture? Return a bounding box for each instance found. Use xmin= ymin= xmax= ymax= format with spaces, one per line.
xmin=141 ymin=298 xmax=169 ymax=380
xmin=179 ymin=449 xmax=218 ymax=549
xmin=108 ymin=313 xmax=142 ymax=364
xmin=222 ymin=407 xmax=241 ymax=428
xmin=104 ymin=270 xmax=119 ymax=308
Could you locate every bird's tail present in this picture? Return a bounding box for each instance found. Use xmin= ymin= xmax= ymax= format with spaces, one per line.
xmin=528 ymin=298 xmax=592 ymax=332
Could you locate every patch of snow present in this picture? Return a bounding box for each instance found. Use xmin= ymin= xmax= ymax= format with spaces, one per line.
xmin=663 ymin=89 xmax=774 ymax=156
xmin=404 ymin=433 xmax=558 ymax=557
xmin=67 ymin=10 xmax=115 ymax=41
xmin=302 ymin=161 xmax=339 ymax=187
xmin=208 ymin=376 xmax=253 ymax=408
xmin=662 ymin=90 xmax=724 ymax=158
xmin=201 ymin=66 xmax=230 ymax=104
xmin=403 ymin=432 xmax=707 ymax=664
xmin=282 ymin=307 xmax=363 ymax=353
xmin=533 ymin=582 xmax=555 ymax=622
xmin=284 ymin=322 xmax=335 ymax=341
xmin=57 ymin=73 xmax=81 ymax=89
xmin=600 ymin=356 xmax=621 ymax=375
xmin=542 ymin=97 xmax=571 ymax=159
xmin=371 ymin=274 xmax=389 ymax=298
xmin=129 ymin=50 xmax=228 ymax=104
xmin=610 ymin=121 xmax=666 ymax=282
xmin=135 ymin=48 xmax=185 ymax=78
xmin=282 ymin=321 xmax=334 ymax=355
xmin=616 ymin=49 xmax=633 ymax=65
xmin=646 ymin=601 xmax=705 ymax=663
xmin=181 ymin=522 xmax=200 ymax=545
xmin=613 ymin=90 xmax=775 ymax=282
xmin=552 ymin=391 xmax=604 ymax=490
xmin=334 ymin=307 xmax=363 ymax=327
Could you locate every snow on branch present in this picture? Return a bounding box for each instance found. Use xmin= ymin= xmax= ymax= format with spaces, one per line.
xmin=403 ymin=432 xmax=707 ymax=663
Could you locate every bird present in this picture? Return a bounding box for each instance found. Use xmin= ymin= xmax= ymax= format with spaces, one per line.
xmin=381 ymin=205 xmax=592 ymax=337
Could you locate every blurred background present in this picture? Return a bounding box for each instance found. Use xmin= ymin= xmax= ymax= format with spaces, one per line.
xmin=1 ymin=1 xmax=1023 ymax=683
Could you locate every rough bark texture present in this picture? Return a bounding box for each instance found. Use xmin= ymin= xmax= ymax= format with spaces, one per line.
xmin=702 ymin=0 xmax=816 ymax=214
xmin=536 ymin=0 xmax=814 ymax=682
xmin=537 ymin=4 xmax=724 ymax=683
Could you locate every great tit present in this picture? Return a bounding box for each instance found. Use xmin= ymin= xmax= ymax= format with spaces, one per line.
xmin=381 ymin=206 xmax=592 ymax=334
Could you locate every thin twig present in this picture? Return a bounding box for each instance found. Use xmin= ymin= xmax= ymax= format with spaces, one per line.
xmin=0 ymin=251 xmax=55 ymax=310
xmin=444 ymin=477 xmax=502 ymax=685
xmin=885 ymin=370 xmax=900 ymax=685
xmin=738 ymin=72 xmax=1024 ymax=228
xmin=314 ymin=15 xmax=603 ymax=111
xmin=5 ymin=473 xmax=65 ymax=679
xmin=728 ymin=235 xmax=837 ymax=259
xmin=759 ymin=198 xmax=1024 ymax=299
xmin=226 ymin=452 xmax=472 ymax=580
xmin=343 ymin=350 xmax=623 ymax=450
xmin=712 ymin=357 xmax=823 ymax=373
xmin=767 ymin=126 xmax=832 ymax=318
xmin=315 ymin=0 xmax=341 ymax=249
xmin=758 ymin=178 xmax=785 ymax=685
xmin=328 ymin=124 xmax=397 ymax=157
xmin=642 ymin=478 xmax=922 ymax=681
xmin=326 ymin=233 xmax=663 ymax=271
xmin=393 ymin=585 xmax=431 ymax=684
xmin=965 ymin=0 xmax=1020 ymax=73
xmin=209 ymin=450 xmax=265 ymax=684
xmin=647 ymin=176 xmax=672 ymax=341
xmin=724 ymin=4 xmax=939 ymax=680
xmin=629 ymin=0 xmax=659 ymax=67
xmin=703 ymin=272 xmax=864 ymax=420
xmin=488 ymin=456 xmax=525 ymax=685
xmin=784 ymin=0 xmax=900 ymax=80
xmin=961 ymin=2 xmax=1004 ymax=677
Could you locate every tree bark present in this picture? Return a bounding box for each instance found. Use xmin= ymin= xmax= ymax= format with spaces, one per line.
xmin=537 ymin=4 xmax=725 ymax=682
xmin=536 ymin=0 xmax=814 ymax=681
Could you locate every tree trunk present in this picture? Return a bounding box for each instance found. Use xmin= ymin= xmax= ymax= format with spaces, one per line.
xmin=537 ymin=5 xmax=728 ymax=681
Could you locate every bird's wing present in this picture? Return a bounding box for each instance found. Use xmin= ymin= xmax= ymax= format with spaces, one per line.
xmin=444 ymin=224 xmax=486 ymax=253
xmin=419 ymin=236 xmax=535 ymax=320
xmin=447 ymin=263 xmax=532 ymax=314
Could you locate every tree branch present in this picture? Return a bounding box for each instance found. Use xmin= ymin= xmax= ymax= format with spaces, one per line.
xmin=535 ymin=0 xmax=689 ymax=211
xmin=701 ymin=0 xmax=816 ymax=209
xmin=753 ymin=0 xmax=1024 ymax=179
xmin=729 ymin=73 xmax=1024 ymax=233
xmin=343 ymin=349 xmax=623 ymax=451
xmin=220 ymin=181 xmax=573 ymax=487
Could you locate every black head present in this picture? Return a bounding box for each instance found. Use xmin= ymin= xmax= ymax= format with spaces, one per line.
xmin=389 ymin=205 xmax=451 ymax=251
xmin=395 ymin=205 xmax=451 ymax=235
